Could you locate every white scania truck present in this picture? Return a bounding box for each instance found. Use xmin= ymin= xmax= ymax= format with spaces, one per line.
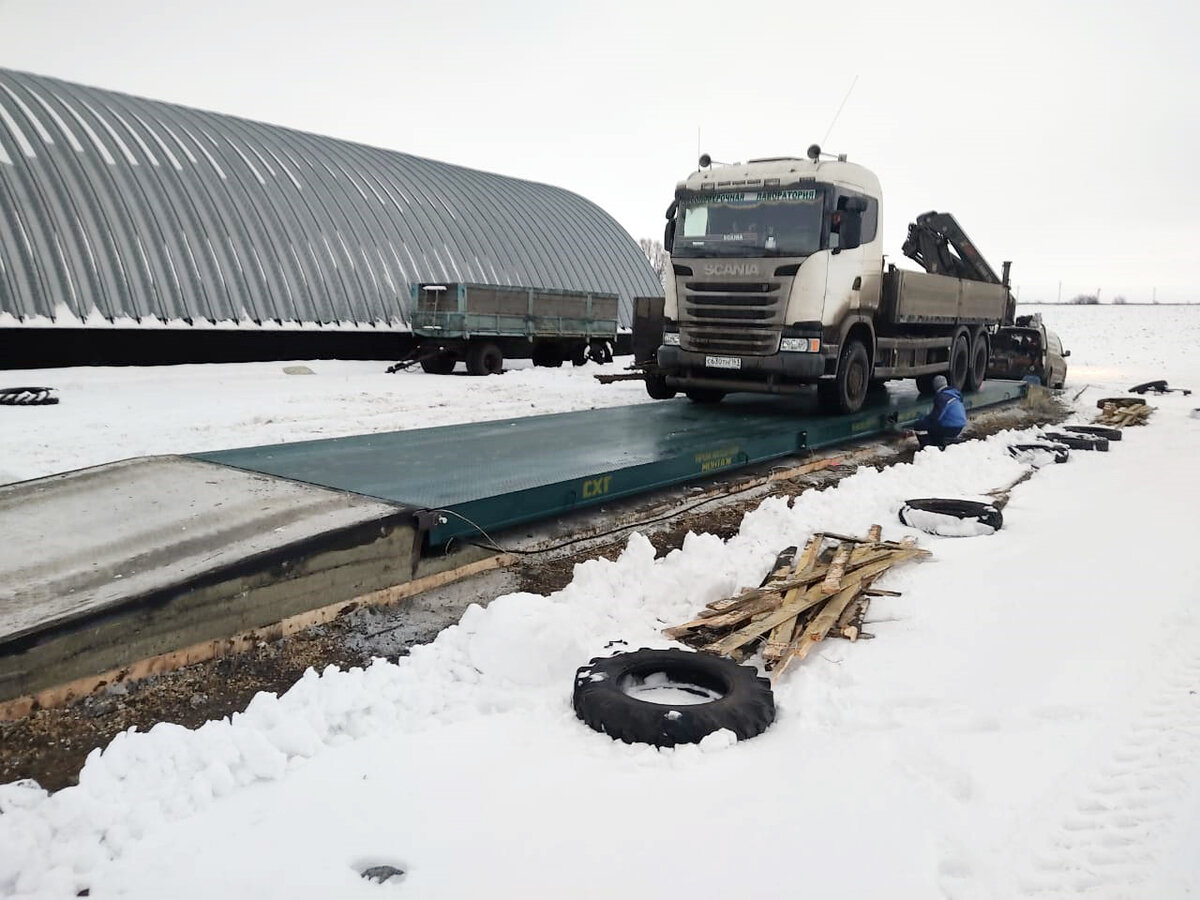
xmin=644 ymin=146 xmax=1015 ymax=414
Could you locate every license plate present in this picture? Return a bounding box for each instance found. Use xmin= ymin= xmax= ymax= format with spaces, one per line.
xmin=706 ymin=355 xmax=741 ymax=370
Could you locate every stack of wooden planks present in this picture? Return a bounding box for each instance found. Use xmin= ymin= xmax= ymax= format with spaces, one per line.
xmin=1095 ymin=400 xmax=1152 ymax=427
xmin=663 ymin=527 xmax=930 ymax=681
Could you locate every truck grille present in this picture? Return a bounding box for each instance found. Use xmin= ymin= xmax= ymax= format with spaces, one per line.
xmin=679 ymin=279 xmax=786 ymax=356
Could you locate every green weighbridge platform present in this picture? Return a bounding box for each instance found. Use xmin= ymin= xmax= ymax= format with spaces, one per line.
xmin=195 ymin=380 xmax=1026 ymax=551
xmin=1 ymin=381 xmax=1023 ymax=709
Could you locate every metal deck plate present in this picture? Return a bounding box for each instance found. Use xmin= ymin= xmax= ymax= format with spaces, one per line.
xmin=195 ymin=381 xmax=1024 ymax=548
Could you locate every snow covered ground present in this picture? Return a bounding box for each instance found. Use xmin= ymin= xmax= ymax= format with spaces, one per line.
xmin=2 ymin=304 xmax=1199 ymax=898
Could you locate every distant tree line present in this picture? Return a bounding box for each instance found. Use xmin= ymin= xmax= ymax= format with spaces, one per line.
xmin=638 ymin=238 xmax=669 ymax=287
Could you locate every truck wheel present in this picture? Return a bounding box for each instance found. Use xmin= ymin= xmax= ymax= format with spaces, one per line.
xmin=466 ymin=342 xmax=503 ymax=376
xmin=645 ymin=375 xmax=677 ymax=400
xmin=964 ymin=332 xmax=988 ymax=393
xmin=531 ymin=344 xmax=563 ymax=368
xmin=949 ymin=333 xmax=970 ymax=391
xmin=818 ymin=339 xmax=870 ymax=414
xmin=419 ymin=352 xmax=456 ymax=375
xmin=685 ymin=388 xmax=725 ymax=404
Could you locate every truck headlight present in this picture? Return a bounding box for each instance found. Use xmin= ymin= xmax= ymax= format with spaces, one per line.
xmin=780 ymin=337 xmax=820 ymax=352
xmin=663 ymin=332 xmax=680 ymax=346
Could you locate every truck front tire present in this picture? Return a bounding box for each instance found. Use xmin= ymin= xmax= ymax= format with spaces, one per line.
xmin=818 ymin=339 xmax=870 ymax=415
xmin=645 ymin=375 xmax=677 ymax=400
xmin=685 ymin=388 xmax=725 ymax=404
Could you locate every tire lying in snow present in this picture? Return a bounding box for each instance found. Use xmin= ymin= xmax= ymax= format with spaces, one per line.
xmin=573 ymin=648 xmax=774 ymax=747
xmin=1008 ymin=442 xmax=1070 ymax=465
xmin=1042 ymin=431 xmax=1109 ymax=452
xmin=1063 ymin=424 xmax=1122 ymax=441
xmin=899 ymin=498 xmax=1003 ymax=537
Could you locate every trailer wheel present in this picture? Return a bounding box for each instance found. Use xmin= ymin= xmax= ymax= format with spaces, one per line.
xmin=419 ymin=352 xmax=456 ymax=375
xmin=466 ymin=342 xmax=503 ymax=376
xmin=949 ymin=333 xmax=970 ymax=392
xmin=818 ymin=338 xmax=870 ymax=414
xmin=685 ymin=388 xmax=725 ymax=404
xmin=531 ymin=343 xmax=563 ymax=368
xmin=589 ymin=340 xmax=614 ymax=365
xmin=645 ymin=375 xmax=677 ymax=400
xmin=964 ymin=332 xmax=988 ymax=393
xmin=573 ymin=648 xmax=775 ymax=747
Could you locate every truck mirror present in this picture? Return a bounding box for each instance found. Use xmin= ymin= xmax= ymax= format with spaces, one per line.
xmin=664 ymin=218 xmax=676 ymax=250
xmin=839 ymin=212 xmax=863 ymax=250
xmin=1063 ymin=349 xmax=1071 ymax=358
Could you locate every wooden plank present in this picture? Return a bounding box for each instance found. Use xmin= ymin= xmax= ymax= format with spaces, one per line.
xmin=762 ymin=536 xmax=826 ymax=661
xmin=0 ymin=552 xmax=516 ymax=721
xmin=772 ymin=550 xmax=922 ymax=678
xmin=821 ymin=543 xmax=854 ymax=594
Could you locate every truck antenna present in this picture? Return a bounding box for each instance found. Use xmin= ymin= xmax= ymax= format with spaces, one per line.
xmin=820 ymin=75 xmax=859 ymax=147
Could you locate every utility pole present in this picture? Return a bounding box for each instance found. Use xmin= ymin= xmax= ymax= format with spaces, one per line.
xmin=1057 ymin=281 xmax=1062 ymax=304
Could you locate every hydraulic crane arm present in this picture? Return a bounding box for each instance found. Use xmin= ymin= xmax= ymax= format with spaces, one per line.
xmin=901 ymin=211 xmax=1002 ymax=285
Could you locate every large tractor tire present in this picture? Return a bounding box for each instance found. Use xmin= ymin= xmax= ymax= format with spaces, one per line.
xmin=573 ymin=648 xmax=775 ymax=747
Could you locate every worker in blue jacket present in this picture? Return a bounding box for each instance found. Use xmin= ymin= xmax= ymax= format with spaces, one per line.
xmin=911 ymin=375 xmax=967 ymax=448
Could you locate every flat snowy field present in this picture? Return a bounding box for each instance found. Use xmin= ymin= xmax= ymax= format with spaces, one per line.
xmin=2 ymin=305 xmax=1199 ymax=899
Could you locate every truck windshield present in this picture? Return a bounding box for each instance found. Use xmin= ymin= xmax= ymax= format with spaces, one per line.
xmin=673 ymin=188 xmax=825 ymax=258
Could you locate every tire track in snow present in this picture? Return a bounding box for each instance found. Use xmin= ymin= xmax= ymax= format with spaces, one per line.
xmin=955 ymin=621 xmax=1200 ymax=897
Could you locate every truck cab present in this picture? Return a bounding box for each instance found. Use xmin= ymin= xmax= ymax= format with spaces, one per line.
xmin=655 ymin=150 xmax=883 ymax=411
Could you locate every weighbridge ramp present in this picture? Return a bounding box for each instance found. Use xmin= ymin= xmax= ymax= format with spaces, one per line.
xmin=0 ymin=381 xmax=1024 ymax=711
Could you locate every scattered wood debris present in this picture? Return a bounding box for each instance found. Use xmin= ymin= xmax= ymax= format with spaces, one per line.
xmin=663 ymin=529 xmax=930 ymax=681
xmin=1095 ymin=401 xmax=1153 ymax=427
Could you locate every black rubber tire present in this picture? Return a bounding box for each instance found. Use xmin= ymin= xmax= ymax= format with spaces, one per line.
xmin=964 ymin=331 xmax=988 ymax=393
xmin=1008 ymin=442 xmax=1070 ymax=464
xmin=419 ymin=352 xmax=456 ymax=375
xmin=1096 ymin=397 xmax=1146 ymax=410
xmin=915 ymin=373 xmax=938 ymax=396
xmin=1043 ymin=432 xmax=1109 ymax=452
xmin=1129 ymin=379 xmax=1168 ymax=394
xmin=573 ymin=648 xmax=775 ymax=747
xmin=685 ymin=388 xmax=725 ymax=404
xmin=949 ymin=332 xmax=970 ymax=392
xmin=1064 ymin=425 xmax=1122 ymax=441
xmin=531 ymin=344 xmax=563 ymax=368
xmin=0 ymin=386 xmax=58 ymax=405
xmin=466 ymin=341 xmax=503 ymax=376
xmin=899 ymin=498 xmax=1004 ymax=534
xmin=645 ymin=375 xmax=677 ymax=400
xmin=818 ymin=338 xmax=870 ymax=414
xmin=571 ymin=344 xmax=589 ymax=367
xmin=589 ymin=340 xmax=614 ymax=365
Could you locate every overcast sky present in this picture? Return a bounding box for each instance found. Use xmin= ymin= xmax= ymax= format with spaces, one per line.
xmin=2 ymin=0 xmax=1196 ymax=302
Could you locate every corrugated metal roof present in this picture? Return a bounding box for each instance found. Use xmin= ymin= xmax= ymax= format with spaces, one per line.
xmin=0 ymin=68 xmax=662 ymax=330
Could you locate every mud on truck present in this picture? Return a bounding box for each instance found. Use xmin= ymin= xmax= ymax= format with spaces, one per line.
xmin=639 ymin=146 xmax=1017 ymax=414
